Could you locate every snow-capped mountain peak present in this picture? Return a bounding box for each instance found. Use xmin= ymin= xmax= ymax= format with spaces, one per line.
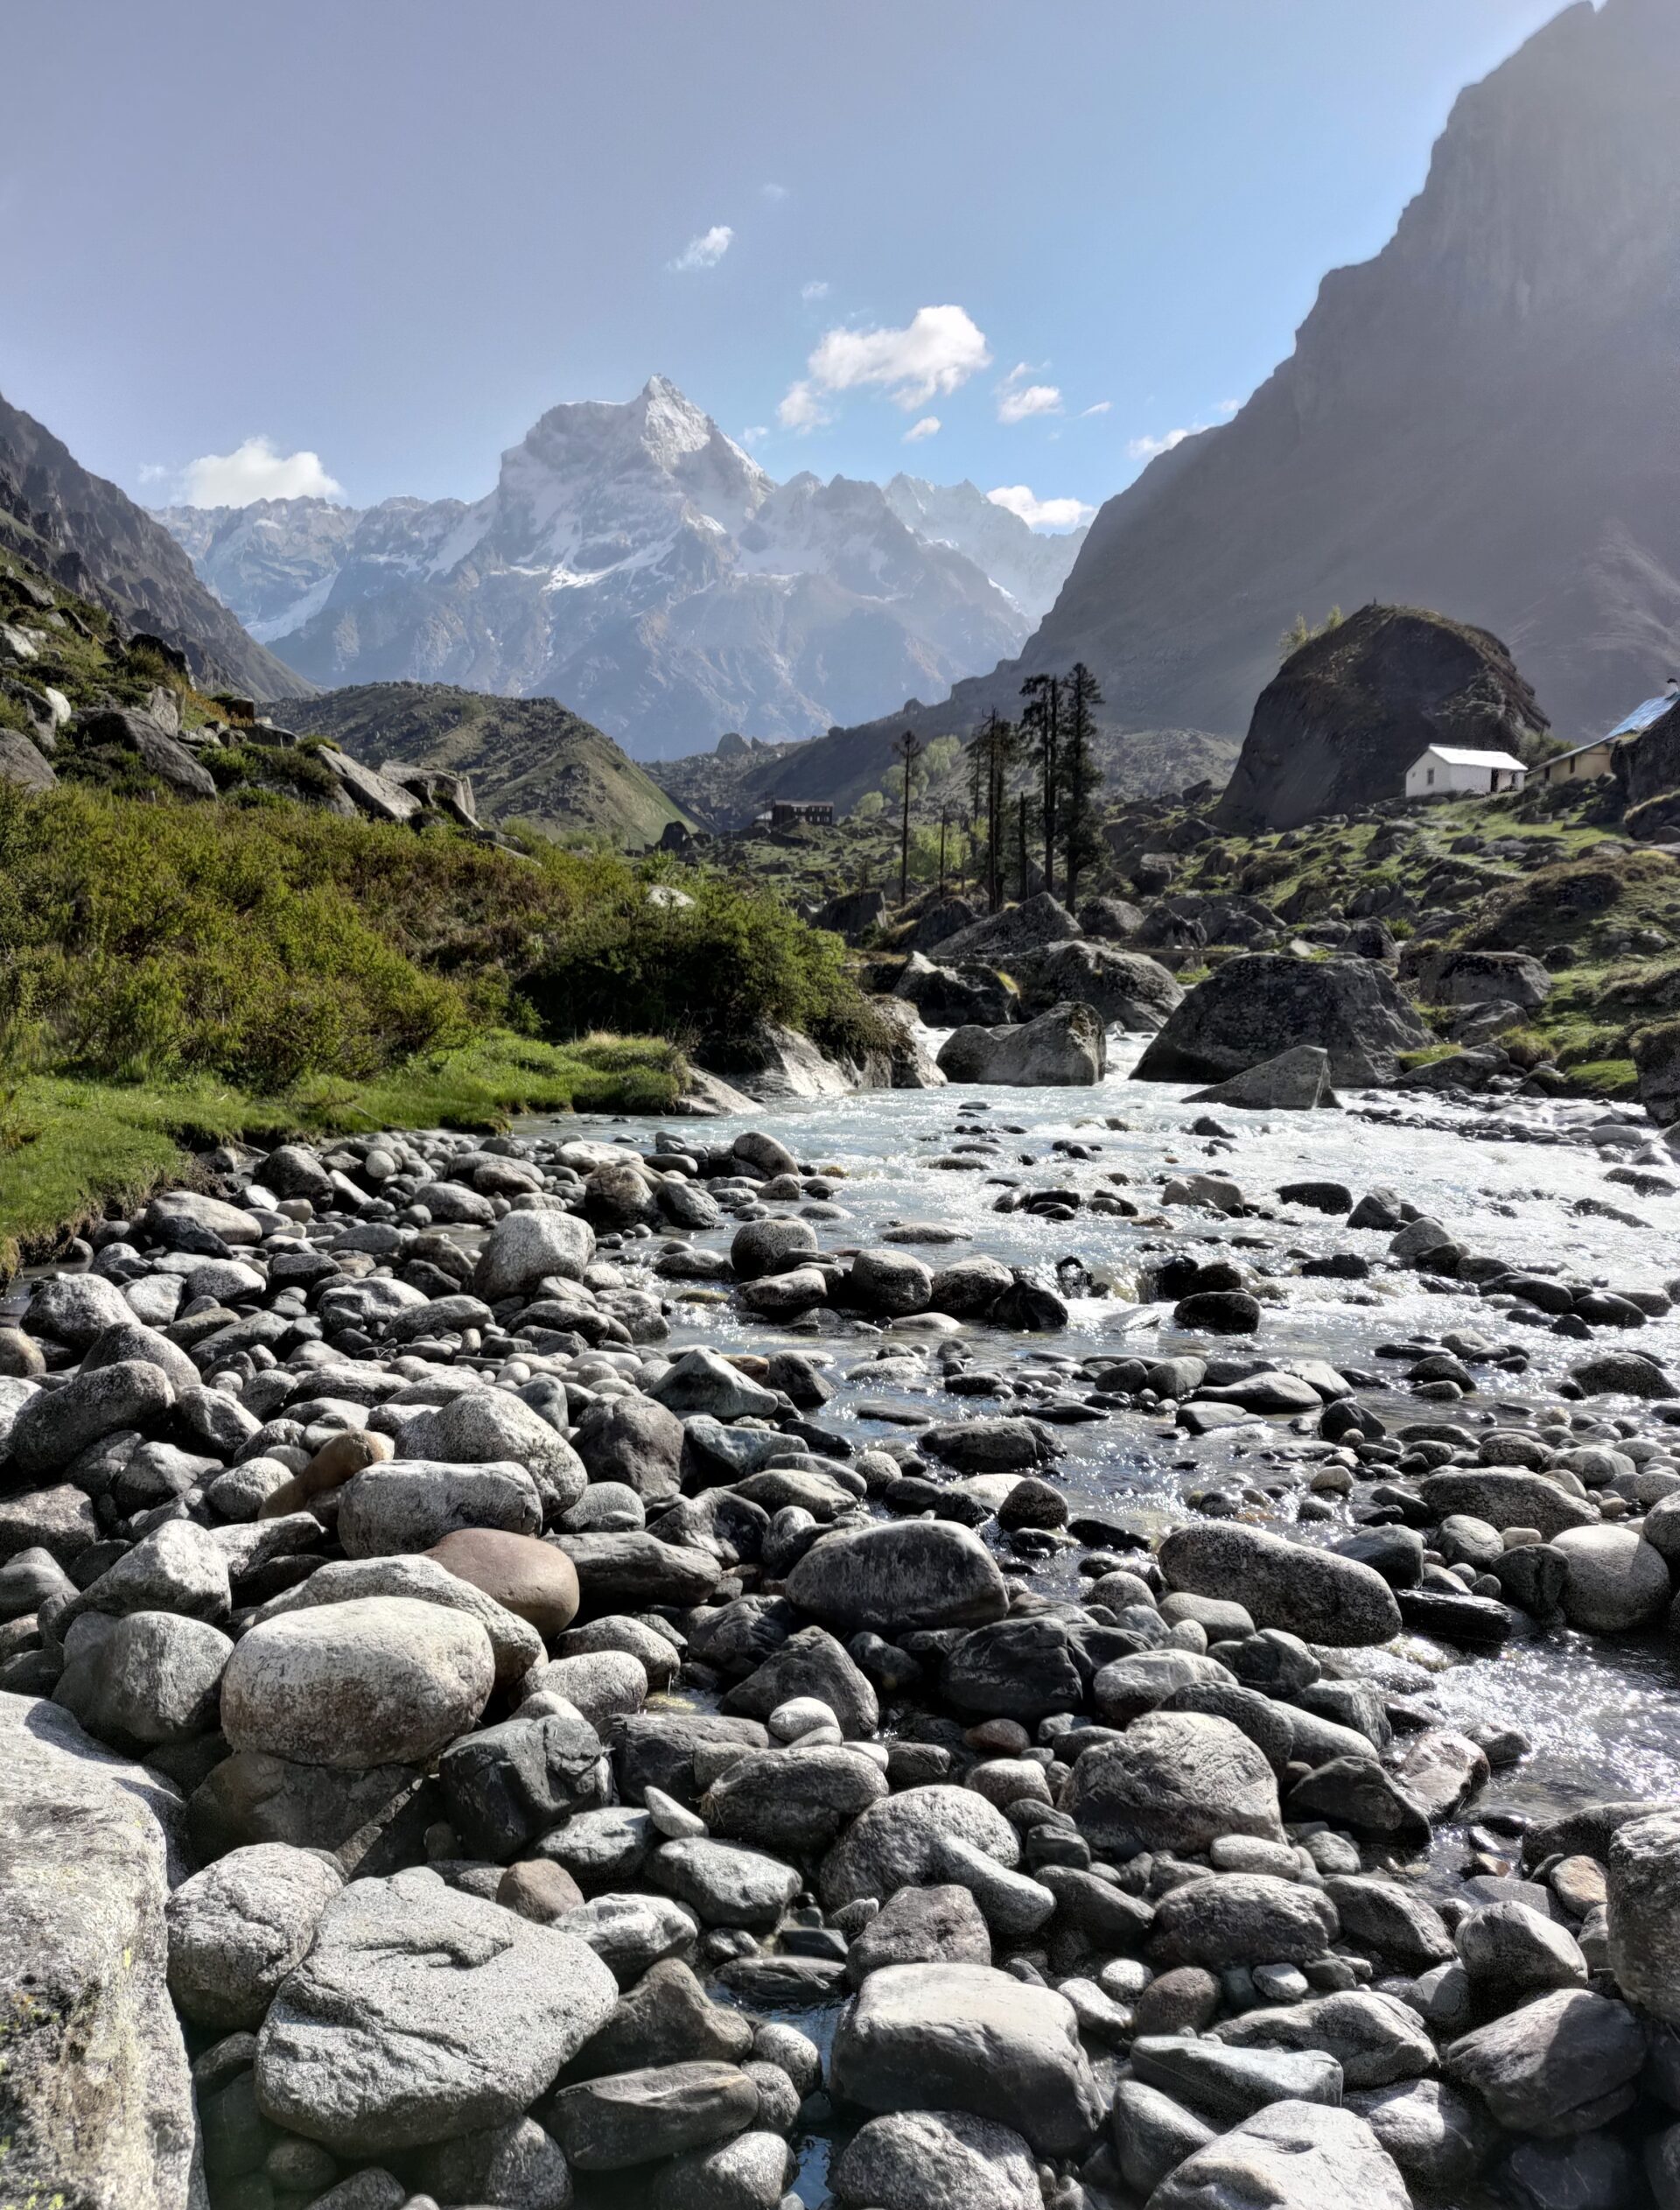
xmin=152 ymin=376 xmax=1088 ymax=759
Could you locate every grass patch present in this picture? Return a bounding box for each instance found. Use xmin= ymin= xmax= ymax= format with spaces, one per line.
xmin=0 ymin=1034 xmax=686 ymax=1274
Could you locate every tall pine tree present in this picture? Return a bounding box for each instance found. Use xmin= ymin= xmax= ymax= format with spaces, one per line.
xmin=1060 ymin=662 xmax=1105 ymax=910
xmin=965 ymin=709 xmax=1018 ymax=911
xmin=1019 ymin=672 xmax=1062 ymax=902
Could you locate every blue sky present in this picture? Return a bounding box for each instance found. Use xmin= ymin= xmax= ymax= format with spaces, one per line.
xmin=3 ymin=0 xmax=1567 ymax=526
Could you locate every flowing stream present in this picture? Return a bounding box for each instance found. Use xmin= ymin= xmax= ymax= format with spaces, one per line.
xmin=525 ymin=1047 xmax=1680 ymax=2203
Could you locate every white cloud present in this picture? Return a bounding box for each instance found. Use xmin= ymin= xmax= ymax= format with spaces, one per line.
xmin=1080 ymin=400 xmax=1111 ymax=417
xmin=902 ymin=416 xmax=941 ymax=444
xmin=801 ymin=279 xmax=830 ymax=301
xmin=739 ymin=425 xmax=769 ymax=446
xmin=136 ymin=462 xmax=171 ymax=486
xmin=178 ymin=436 xmax=343 ymax=507
xmin=669 ymin=223 xmax=733 ymax=272
xmin=998 ymin=382 xmax=1063 ymax=424
xmin=777 ymin=381 xmax=830 ymax=431
xmin=781 ymin=304 xmax=990 ymax=430
xmin=986 ymin=484 xmax=1096 ymax=532
xmin=761 ymin=182 xmax=789 ymax=201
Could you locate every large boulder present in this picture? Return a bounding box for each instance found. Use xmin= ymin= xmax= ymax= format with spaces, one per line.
xmin=164 ymin=1842 xmax=345 ymax=2031
xmin=894 ymin=954 xmax=1018 ymax=1029
xmin=786 ymin=1521 xmax=1009 ymax=1637
xmin=936 ymin=1002 xmax=1106 ymax=1086
xmin=254 ymin=1868 xmax=619 ymax=2150
xmin=1149 ymin=2100 xmax=1411 ymax=2210
xmin=830 ymin=1961 xmax=1103 ymax=2155
xmin=832 ymin=2109 xmax=1041 ymax=2210
xmin=473 ymin=1210 xmax=596 ymax=1299
xmin=1159 ymin=1522 xmax=1403 ymax=1645
xmin=820 ymin=1785 xmax=1020 ymax=1910
xmin=1213 ymin=604 xmax=1546 ymax=833
xmin=937 ymin=893 xmax=1081 ymax=964
xmin=1012 ymin=941 xmax=1184 ymax=1031
xmin=1442 ymin=1989 xmax=1647 ymax=2136
xmin=1414 ymin=947 xmax=1552 ymax=1010
xmin=0 ymin=1694 xmax=196 ymax=2210
xmin=1188 ymin=1044 xmax=1340 ymax=1111
xmin=1133 ymin=954 xmax=1432 ymax=1087
xmin=220 ymin=1596 xmax=495 ymax=1769
xmin=1607 ymin=1809 xmax=1680 ymax=2025
xmin=1061 ymin=1712 xmax=1284 ymax=1855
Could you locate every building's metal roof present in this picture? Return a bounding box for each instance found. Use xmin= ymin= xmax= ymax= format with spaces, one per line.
xmin=1605 ymin=692 xmax=1676 ymax=740
xmin=1411 ymin=746 xmax=1528 ymax=773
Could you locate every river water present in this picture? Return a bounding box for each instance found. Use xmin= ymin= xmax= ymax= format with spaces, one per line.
xmin=530 ymin=1046 xmax=1680 ymax=2204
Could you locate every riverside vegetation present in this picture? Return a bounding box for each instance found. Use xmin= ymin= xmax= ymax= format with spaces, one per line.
xmin=0 ymin=555 xmax=877 ymax=1273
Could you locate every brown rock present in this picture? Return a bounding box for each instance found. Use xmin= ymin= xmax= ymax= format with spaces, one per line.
xmin=498 ymin=1858 xmax=585 ymax=1922
xmin=258 ymin=1428 xmax=393 ymax=1519
xmin=427 ymin=1528 xmax=581 ymax=1636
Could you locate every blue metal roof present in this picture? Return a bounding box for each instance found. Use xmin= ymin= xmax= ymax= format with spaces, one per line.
xmin=1605 ymin=692 xmax=1676 ymax=740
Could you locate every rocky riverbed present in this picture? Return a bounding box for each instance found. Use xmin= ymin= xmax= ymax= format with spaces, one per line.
xmin=4 ymin=1041 xmax=1680 ymax=2210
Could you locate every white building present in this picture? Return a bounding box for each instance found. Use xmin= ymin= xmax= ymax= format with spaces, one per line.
xmin=1404 ymin=745 xmax=1528 ymax=799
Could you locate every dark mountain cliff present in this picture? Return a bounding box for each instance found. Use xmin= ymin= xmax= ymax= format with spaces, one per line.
xmin=809 ymin=0 xmax=1680 ymax=781
xmin=0 ymin=391 xmax=311 ymax=700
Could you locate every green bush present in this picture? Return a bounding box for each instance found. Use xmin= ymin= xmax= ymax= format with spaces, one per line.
xmin=526 ymin=872 xmax=880 ymax=1053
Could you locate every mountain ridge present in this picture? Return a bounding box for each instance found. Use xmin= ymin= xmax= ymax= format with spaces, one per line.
xmin=152 ymin=379 xmax=1084 ymax=760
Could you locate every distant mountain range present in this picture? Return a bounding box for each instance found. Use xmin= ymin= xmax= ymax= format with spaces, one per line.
xmin=809 ymin=0 xmax=1680 ymax=781
xmin=153 ymin=382 xmax=1086 ymax=762
xmin=0 ymin=391 xmax=309 ymax=699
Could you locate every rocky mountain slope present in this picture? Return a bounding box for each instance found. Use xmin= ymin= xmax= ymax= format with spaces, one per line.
xmin=1215 ymin=605 xmax=1550 ymax=831
xmin=814 ymin=0 xmax=1680 ymax=775
xmin=0 ymin=390 xmax=310 ymax=700
xmin=282 ymin=682 xmax=692 ymax=845
xmin=156 ymin=380 xmax=1033 ymax=761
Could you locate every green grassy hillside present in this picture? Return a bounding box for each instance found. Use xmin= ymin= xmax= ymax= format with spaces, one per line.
xmin=284 ymin=682 xmax=694 ymax=845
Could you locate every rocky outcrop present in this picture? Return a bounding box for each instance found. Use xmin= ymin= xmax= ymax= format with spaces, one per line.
xmin=935 ymin=894 xmax=1081 ymax=965
xmin=1012 ymin=941 xmax=1183 ymax=1031
xmin=1214 ymin=607 xmax=1547 ymax=832
xmin=0 ymin=1694 xmax=197 ymax=2210
xmin=936 ymin=1002 xmax=1107 ymax=1086
xmin=1133 ymin=955 xmax=1432 ymax=1086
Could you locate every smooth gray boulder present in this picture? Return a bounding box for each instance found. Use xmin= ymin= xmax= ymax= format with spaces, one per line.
xmin=473 ymin=1210 xmax=595 ymax=1298
xmin=936 ymin=1001 xmax=1107 ymax=1086
xmin=820 ymin=1784 xmax=1019 ymax=1909
xmin=1148 ymin=2100 xmax=1410 ymax=2210
xmin=337 ymin=1458 xmax=542 ymax=1556
xmin=1348 ymin=2078 xmax=1497 ymax=2193
xmin=1552 ymin=1524 xmax=1671 ymax=1631
xmin=0 ymin=1694 xmax=196 ymax=2210
xmin=255 ymin=1553 xmax=542 ymax=1690
xmin=786 ymin=1520 xmax=1009 ymax=1636
xmin=1061 ymin=1711 xmax=1285 ymax=1855
xmin=1213 ymin=1989 xmax=1436 ymax=2088
xmin=165 ymin=1842 xmax=345 ymax=2031
xmin=53 ymin=1609 xmax=232 ymax=1752
xmin=1188 ymin=1043 xmax=1340 ymax=1110
xmin=7 ymin=1358 xmax=174 ymax=1479
xmin=399 ymin=1393 xmax=587 ymax=1514
xmin=1159 ymin=1521 xmax=1402 ymax=1646
xmin=1013 ymin=940 xmax=1184 ymax=1031
xmin=830 ymin=1961 xmax=1103 ymax=2155
xmin=220 ymin=1596 xmax=495 ymax=1769
xmin=1608 ymin=1808 xmax=1680 ymax=2026
xmin=831 ymin=2108 xmax=1041 ymax=2210
xmin=1442 ymin=1989 xmax=1646 ymax=2136
xmin=255 ymin=1868 xmax=618 ymax=2150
